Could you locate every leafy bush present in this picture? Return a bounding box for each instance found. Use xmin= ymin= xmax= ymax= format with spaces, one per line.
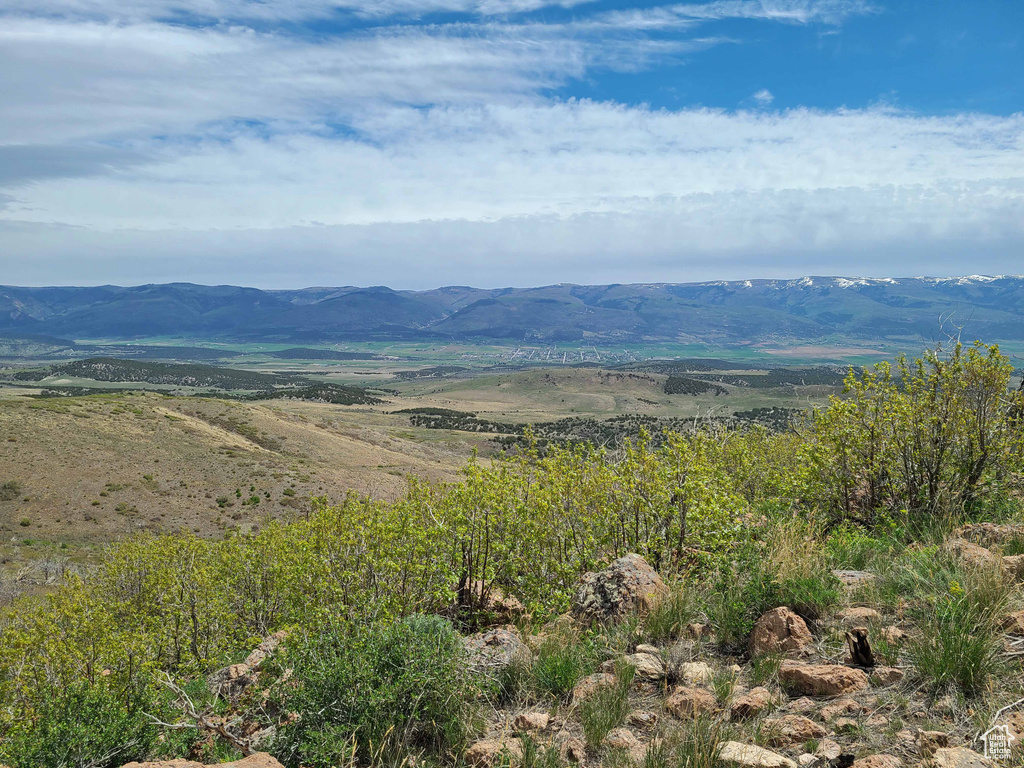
xmin=271 ymin=614 xmax=480 ymax=768
xmin=0 ymin=679 xmax=158 ymax=768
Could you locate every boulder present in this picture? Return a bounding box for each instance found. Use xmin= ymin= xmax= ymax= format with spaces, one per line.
xmin=955 ymin=523 xmax=1024 ymax=547
xmin=626 ymin=652 xmax=666 ymax=681
xmin=465 ymin=628 xmax=530 ymax=674
xmin=513 ymin=712 xmax=550 ymax=732
xmin=779 ymin=662 xmax=870 ymax=697
xmin=466 ymin=739 xmax=524 ymax=768
xmin=749 ymin=608 xmax=813 ymax=657
xmin=718 ymin=742 xmax=798 ymax=768
xmin=572 ymin=554 xmax=669 ymax=623
xmin=665 ymin=686 xmax=718 ymax=718
xmin=926 ymin=748 xmax=993 ymax=768
xmin=572 ymin=672 xmax=618 ymax=703
xmin=798 ymin=755 xmax=816 ymax=767
xmin=761 ymin=715 xmax=827 ymax=747
xmin=730 ymin=687 xmax=776 ymax=720
xmin=636 ymin=644 xmax=661 ymax=655
xmin=207 ymin=631 xmax=287 ymax=697
xmin=1003 ymin=555 xmax=1024 ymax=581
xmin=941 ymin=538 xmax=999 ymax=569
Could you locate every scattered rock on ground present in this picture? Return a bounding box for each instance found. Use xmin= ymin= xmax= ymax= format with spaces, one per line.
xmin=604 ymin=728 xmax=640 ymax=750
xmin=665 ymin=686 xmax=718 ymax=718
xmin=572 ymin=554 xmax=669 ymax=623
xmin=466 ymin=739 xmax=524 ymax=768
xmin=852 ymin=756 xmax=901 ymax=768
xmin=926 ymin=747 xmax=993 ymax=768
xmin=730 ymin=687 xmax=776 ymax=720
xmin=749 ymin=607 xmax=814 ymax=657
xmin=917 ymin=732 xmax=951 ymax=758
xmin=1003 ymin=555 xmax=1024 ymax=581
xmin=816 ymin=739 xmax=842 ymax=761
xmin=761 ymin=715 xmax=827 ymax=746
xmin=1005 ymin=611 xmax=1024 ymax=634
xmin=872 ymin=667 xmax=905 ymax=686
xmin=572 ymin=672 xmax=618 ymax=703
xmin=779 ymin=662 xmax=870 ymax=697
xmin=554 ymin=733 xmax=586 ymax=763
xmin=627 ymin=652 xmax=666 ymax=681
xmin=465 ymin=628 xmax=530 ymax=673
xmin=955 ymin=523 xmax=1024 ymax=546
xmin=627 ymin=710 xmax=659 ymax=729
xmin=513 ymin=712 xmax=550 ymax=732
xmin=122 ymin=756 xmax=284 ymax=768
xmin=718 ymin=741 xmax=798 ymax=768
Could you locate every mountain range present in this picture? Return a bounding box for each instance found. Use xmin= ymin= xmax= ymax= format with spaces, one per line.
xmin=2 ymin=276 xmax=1023 ymax=344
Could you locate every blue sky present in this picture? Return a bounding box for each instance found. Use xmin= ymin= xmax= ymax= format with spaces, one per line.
xmin=0 ymin=0 xmax=1022 ymax=288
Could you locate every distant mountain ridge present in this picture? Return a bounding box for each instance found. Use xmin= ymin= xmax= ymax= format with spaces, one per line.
xmin=2 ymin=276 xmax=1023 ymax=344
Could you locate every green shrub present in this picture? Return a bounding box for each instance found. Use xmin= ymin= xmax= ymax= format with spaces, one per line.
xmin=531 ymin=627 xmax=597 ymax=700
xmin=645 ymin=715 xmax=729 ymax=768
xmin=0 ymin=481 xmax=21 ymax=502
xmin=0 ymin=679 xmax=157 ymax=768
xmin=271 ymin=614 xmax=479 ymax=768
xmin=643 ymin=585 xmax=703 ymax=644
xmin=887 ymin=551 xmax=1012 ymax=696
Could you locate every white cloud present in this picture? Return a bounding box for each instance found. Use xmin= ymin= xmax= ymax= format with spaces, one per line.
xmin=753 ymin=88 xmax=774 ymax=105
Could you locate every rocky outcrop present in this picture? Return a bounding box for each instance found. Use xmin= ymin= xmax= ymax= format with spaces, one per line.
xmin=778 ymin=662 xmax=870 ymax=697
xmin=207 ymin=631 xmax=287 ymax=697
xmin=572 ymin=554 xmax=669 ymax=623
xmin=465 ymin=627 xmax=530 ymax=674
xmin=626 ymin=651 xmax=666 ymax=681
xmin=749 ymin=608 xmax=814 ymax=657
xmin=836 ymin=607 xmax=881 ymax=626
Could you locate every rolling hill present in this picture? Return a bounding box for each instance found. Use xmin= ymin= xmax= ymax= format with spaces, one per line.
xmin=3 ymin=276 xmax=1023 ymax=344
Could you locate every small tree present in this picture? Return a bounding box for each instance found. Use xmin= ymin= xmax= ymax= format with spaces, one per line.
xmin=806 ymin=342 xmax=1023 ymax=524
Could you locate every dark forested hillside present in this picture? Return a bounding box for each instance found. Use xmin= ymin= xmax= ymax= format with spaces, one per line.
xmin=2 ymin=276 xmax=1023 ymax=343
